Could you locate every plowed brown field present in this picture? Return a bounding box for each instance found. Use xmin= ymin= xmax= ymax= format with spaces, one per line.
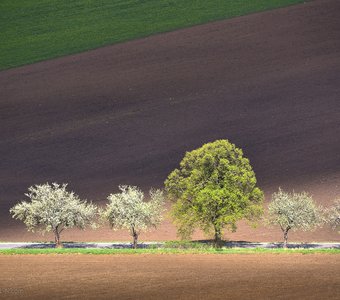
xmin=0 ymin=254 xmax=339 ymax=299
xmin=0 ymin=0 xmax=339 ymax=242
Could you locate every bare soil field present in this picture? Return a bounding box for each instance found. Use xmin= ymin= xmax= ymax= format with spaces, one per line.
xmin=0 ymin=0 xmax=339 ymax=242
xmin=0 ymin=254 xmax=338 ymax=299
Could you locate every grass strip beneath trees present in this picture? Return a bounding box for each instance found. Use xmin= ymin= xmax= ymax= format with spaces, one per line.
xmin=1 ymin=0 xmax=306 ymax=70
xmin=1 ymin=248 xmax=339 ymax=255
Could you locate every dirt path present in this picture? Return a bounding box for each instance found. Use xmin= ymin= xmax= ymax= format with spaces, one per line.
xmin=0 ymin=0 xmax=340 ymax=242
xmin=0 ymin=254 xmax=339 ymax=299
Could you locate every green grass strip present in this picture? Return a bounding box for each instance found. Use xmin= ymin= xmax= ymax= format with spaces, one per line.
xmin=1 ymin=0 xmax=307 ymax=70
xmin=1 ymin=248 xmax=339 ymax=255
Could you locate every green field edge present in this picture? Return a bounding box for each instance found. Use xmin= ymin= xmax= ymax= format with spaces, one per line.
xmin=1 ymin=0 xmax=308 ymax=71
xmin=1 ymin=248 xmax=339 ymax=255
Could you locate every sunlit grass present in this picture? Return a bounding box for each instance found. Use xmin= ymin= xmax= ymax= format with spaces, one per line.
xmin=1 ymin=247 xmax=339 ymax=255
xmin=1 ymin=0 xmax=306 ymax=70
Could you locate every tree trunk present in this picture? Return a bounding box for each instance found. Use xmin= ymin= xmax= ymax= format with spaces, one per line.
xmin=131 ymin=227 xmax=138 ymax=249
xmin=213 ymin=225 xmax=223 ymax=248
xmin=54 ymin=230 xmax=63 ymax=248
xmin=283 ymin=228 xmax=290 ymax=249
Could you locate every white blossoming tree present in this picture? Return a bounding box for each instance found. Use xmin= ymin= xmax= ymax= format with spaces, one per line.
xmin=102 ymin=185 xmax=165 ymax=248
xmin=10 ymin=183 xmax=97 ymax=247
xmin=327 ymin=199 xmax=340 ymax=232
xmin=268 ymin=188 xmax=323 ymax=248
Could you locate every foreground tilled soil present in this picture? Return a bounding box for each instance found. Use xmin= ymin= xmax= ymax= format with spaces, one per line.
xmin=1 ymin=0 xmax=340 ymax=242
xmin=0 ymin=254 xmax=339 ymax=299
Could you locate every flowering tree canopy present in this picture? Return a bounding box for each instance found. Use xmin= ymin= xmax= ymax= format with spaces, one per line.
xmin=10 ymin=183 xmax=97 ymax=247
xmin=102 ymin=185 xmax=164 ymax=248
xmin=327 ymin=199 xmax=340 ymax=232
xmin=268 ymin=188 xmax=323 ymax=248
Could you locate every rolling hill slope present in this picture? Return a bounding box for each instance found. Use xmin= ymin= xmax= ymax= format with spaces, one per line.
xmin=0 ymin=0 xmax=339 ymax=242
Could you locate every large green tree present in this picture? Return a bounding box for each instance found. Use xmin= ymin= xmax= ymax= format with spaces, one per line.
xmin=165 ymin=140 xmax=263 ymax=246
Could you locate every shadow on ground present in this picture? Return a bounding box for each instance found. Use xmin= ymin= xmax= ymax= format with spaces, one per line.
xmin=17 ymin=242 xmax=162 ymax=249
xmin=3 ymin=241 xmax=337 ymax=249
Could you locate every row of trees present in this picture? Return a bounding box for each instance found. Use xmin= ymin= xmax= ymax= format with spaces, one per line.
xmin=10 ymin=140 xmax=340 ymax=248
xmin=164 ymin=140 xmax=339 ymax=247
xmin=10 ymin=184 xmax=164 ymax=248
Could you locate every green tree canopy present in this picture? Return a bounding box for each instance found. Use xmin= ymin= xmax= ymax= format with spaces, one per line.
xmin=165 ymin=140 xmax=263 ymax=246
